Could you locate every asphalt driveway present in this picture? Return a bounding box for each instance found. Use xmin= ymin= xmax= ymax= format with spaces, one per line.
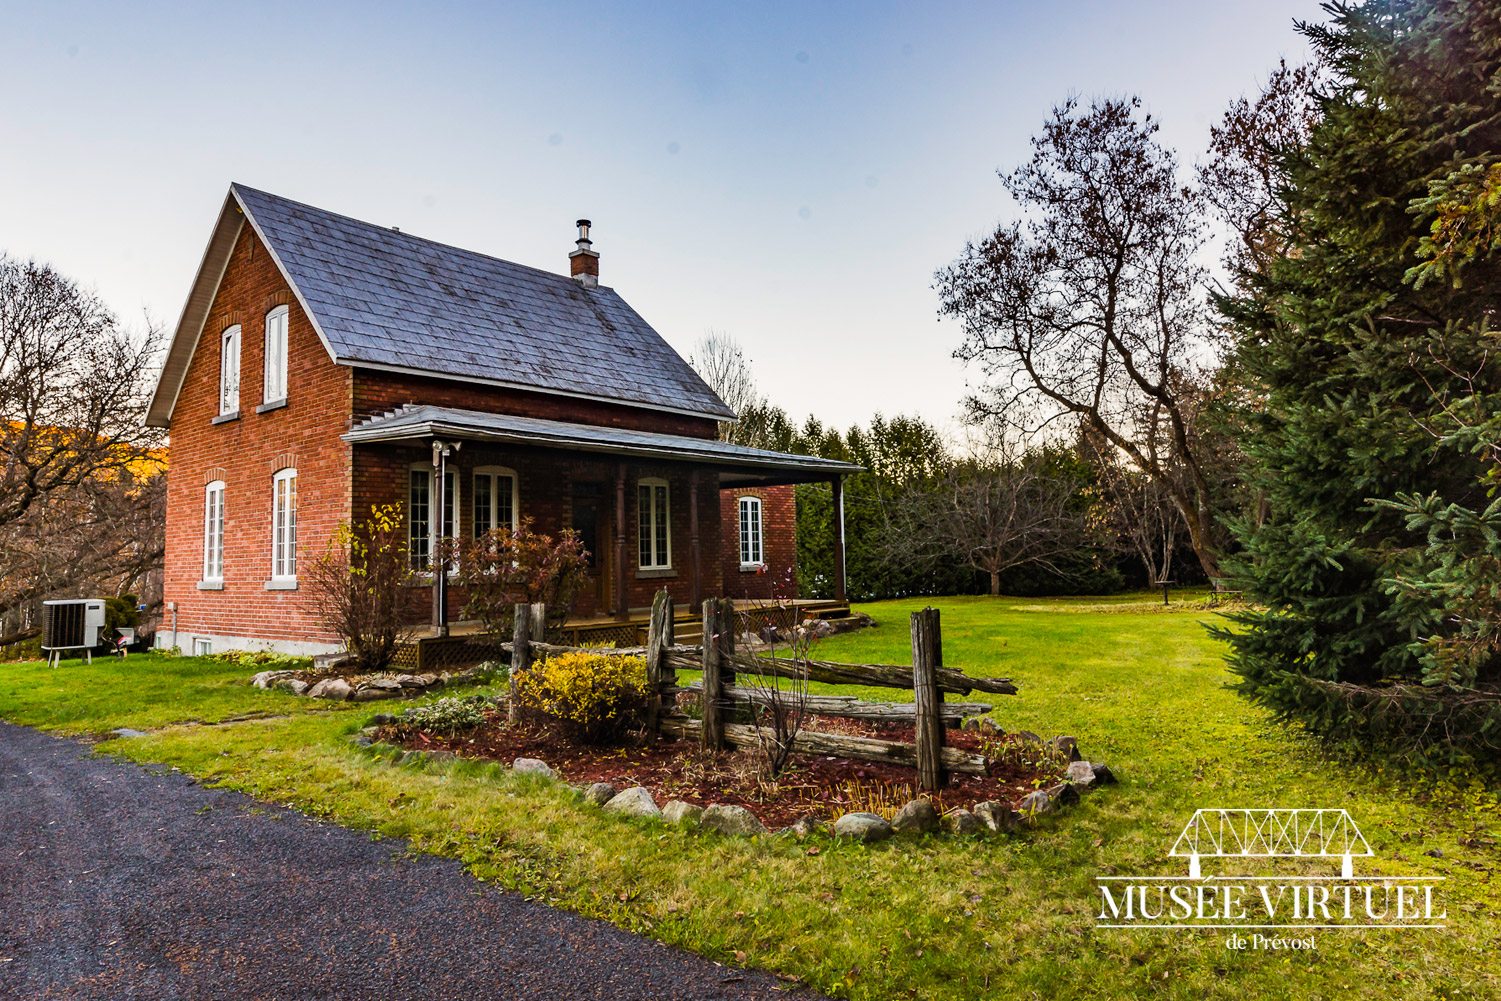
xmin=0 ymin=721 xmax=805 ymax=1000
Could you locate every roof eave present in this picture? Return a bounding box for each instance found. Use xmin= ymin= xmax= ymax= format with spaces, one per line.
xmin=144 ymin=194 xmax=244 ymax=428
xmin=340 ymin=419 xmax=862 ymax=478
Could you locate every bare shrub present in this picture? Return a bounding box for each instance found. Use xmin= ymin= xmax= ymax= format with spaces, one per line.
xmin=305 ymin=504 xmax=417 ymax=674
xmin=454 ymin=517 xmax=589 ymax=638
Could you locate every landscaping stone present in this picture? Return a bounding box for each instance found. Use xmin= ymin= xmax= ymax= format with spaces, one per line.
xmin=1091 ymin=763 xmax=1117 ymax=785
xmin=1046 ymin=782 xmax=1081 ymax=807
xmin=311 ymin=652 xmax=354 ymax=672
xmin=946 ymin=809 xmax=986 ymax=835
xmin=277 ymin=679 xmax=309 ymax=695
xmin=394 ymin=674 xmax=428 ymax=688
xmin=1016 ymin=730 xmax=1042 ymax=744
xmin=788 ymin=815 xmax=825 ymax=840
xmin=425 ymin=750 xmax=456 ymax=764
xmin=368 ymin=714 xmax=396 ymax=726
xmin=1017 ymin=790 xmax=1054 ymax=816
xmin=832 ymin=812 xmax=893 ymax=843
xmin=603 ymin=786 xmax=660 ymax=819
xmin=700 ymin=804 xmax=767 ymax=837
xmin=307 ymin=678 xmax=353 ymax=701
xmin=350 ymin=735 xmax=373 ymax=747
xmin=251 ymin=670 xmax=298 ymax=689
xmin=961 ymin=717 xmax=981 ymax=732
xmin=661 ymin=800 xmax=704 ymax=825
xmin=352 ymin=685 xmax=402 ymax=701
xmin=512 ymin=757 xmax=558 ymax=779
xmin=891 ymin=799 xmax=940 ymax=835
xmin=582 ymin=782 xmax=618 ymax=807
xmin=978 ymin=717 xmax=1003 ymax=736
xmin=1066 ymin=760 xmax=1096 ymax=786
xmin=972 ymin=801 xmax=1018 ymax=833
xmin=1052 ymin=735 xmax=1082 ymax=762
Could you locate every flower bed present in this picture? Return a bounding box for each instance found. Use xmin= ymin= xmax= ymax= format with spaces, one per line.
xmin=369 ymin=701 xmax=1112 ymax=832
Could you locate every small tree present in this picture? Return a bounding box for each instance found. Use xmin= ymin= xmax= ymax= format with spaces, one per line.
xmin=306 ymin=504 xmax=416 ymax=673
xmin=455 ymin=517 xmax=589 ymax=637
xmin=883 ymin=436 xmax=1091 ymax=596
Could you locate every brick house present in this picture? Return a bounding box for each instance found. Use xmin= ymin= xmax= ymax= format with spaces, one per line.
xmin=147 ymin=185 xmax=855 ymax=655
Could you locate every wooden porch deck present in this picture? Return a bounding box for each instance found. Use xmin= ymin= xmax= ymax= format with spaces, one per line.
xmin=398 ymin=598 xmax=851 ymax=673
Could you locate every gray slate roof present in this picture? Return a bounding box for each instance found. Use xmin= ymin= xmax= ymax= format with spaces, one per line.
xmin=343 ymin=405 xmax=861 ymax=482
xmin=146 ymin=185 xmax=733 ymax=426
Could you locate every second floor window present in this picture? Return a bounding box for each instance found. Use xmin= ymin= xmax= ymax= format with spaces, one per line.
xmin=203 ymin=480 xmax=225 ymax=581
xmin=263 ymin=305 xmax=288 ymax=403
xmin=271 ymin=468 xmax=297 ymax=581
xmin=219 ymin=324 xmax=241 ymax=415
xmin=409 ymin=464 xmax=458 ymax=572
xmin=738 ymin=495 xmax=763 ymax=566
xmin=638 ymin=477 xmax=671 ymax=570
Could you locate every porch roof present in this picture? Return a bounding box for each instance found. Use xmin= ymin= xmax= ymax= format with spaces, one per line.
xmin=342 ymin=405 xmax=862 ymax=485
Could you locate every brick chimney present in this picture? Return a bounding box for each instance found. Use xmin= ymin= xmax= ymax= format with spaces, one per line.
xmin=569 ymin=219 xmax=599 ymax=288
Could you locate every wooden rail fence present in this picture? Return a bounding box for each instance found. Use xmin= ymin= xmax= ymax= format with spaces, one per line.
xmin=505 ymin=589 xmax=1018 ymax=791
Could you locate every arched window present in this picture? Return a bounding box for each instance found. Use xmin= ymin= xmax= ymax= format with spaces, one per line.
xmin=409 ymin=461 xmax=459 ymax=572
xmin=637 ymin=477 xmax=671 ymax=570
xmin=263 ymin=305 xmax=288 ymax=404
xmin=219 ymin=324 xmax=241 ymax=415
xmin=738 ymin=495 xmax=763 ymax=567
xmin=473 ymin=466 xmax=518 ymax=538
xmin=203 ymin=480 xmax=226 ymax=581
xmin=271 ymin=468 xmax=297 ymax=582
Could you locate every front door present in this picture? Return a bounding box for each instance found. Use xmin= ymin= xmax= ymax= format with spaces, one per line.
xmin=571 ymin=486 xmax=611 ymax=613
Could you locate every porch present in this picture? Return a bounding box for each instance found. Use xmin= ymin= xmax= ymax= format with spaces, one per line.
xmin=394 ymin=596 xmax=854 ymax=673
xmin=342 ymin=405 xmax=862 ymax=637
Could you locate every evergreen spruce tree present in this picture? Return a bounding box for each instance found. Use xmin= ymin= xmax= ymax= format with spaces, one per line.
xmin=1221 ymin=0 xmax=1501 ymax=763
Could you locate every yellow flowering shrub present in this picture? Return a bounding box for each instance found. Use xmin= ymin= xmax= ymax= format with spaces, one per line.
xmin=514 ymin=650 xmax=648 ymax=745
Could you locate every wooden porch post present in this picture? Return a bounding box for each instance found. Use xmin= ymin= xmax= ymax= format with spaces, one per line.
xmin=614 ymin=462 xmax=629 ymax=620
xmin=689 ymin=469 xmax=703 ymax=608
xmin=831 ymin=474 xmax=847 ymax=604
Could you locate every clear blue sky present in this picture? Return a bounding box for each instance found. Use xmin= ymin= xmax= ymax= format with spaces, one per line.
xmin=0 ymin=1 xmax=1317 ymax=431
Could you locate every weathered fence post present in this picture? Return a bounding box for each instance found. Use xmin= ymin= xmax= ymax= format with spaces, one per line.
xmin=700 ymin=597 xmax=735 ymax=751
xmin=508 ymin=602 xmax=546 ymax=723
xmin=645 ymin=589 xmax=674 ymax=745
xmin=912 ymin=606 xmax=946 ymax=791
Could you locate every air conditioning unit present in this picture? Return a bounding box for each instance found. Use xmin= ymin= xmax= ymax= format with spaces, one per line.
xmin=41 ymin=599 xmax=107 ymax=666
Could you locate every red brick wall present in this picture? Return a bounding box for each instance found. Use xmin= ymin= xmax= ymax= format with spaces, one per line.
xmin=162 ymin=223 xmax=352 ymax=651
xmin=718 ymin=484 xmax=797 ymax=602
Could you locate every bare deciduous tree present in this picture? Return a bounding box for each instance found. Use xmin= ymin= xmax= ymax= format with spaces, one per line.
xmin=936 ymin=97 xmax=1224 ymax=581
xmin=1198 ymin=59 xmax=1324 ymax=283
xmin=0 ymin=255 xmax=165 ymax=633
xmin=884 ymin=434 xmax=1089 ymax=596
xmin=689 ymin=330 xmax=764 ymax=442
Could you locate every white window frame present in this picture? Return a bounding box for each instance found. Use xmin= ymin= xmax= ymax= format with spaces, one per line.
xmin=219 ymin=324 xmax=241 ymax=415
xmin=637 ymin=477 xmax=672 ymax=570
xmin=263 ymin=305 xmax=288 ymax=404
xmin=738 ymin=495 xmax=764 ymax=568
xmin=271 ymin=467 xmax=297 ymax=583
xmin=472 ymin=466 xmax=519 ymax=539
xmin=203 ymin=480 xmax=226 ymax=581
xmin=409 ymin=462 xmax=459 ymax=574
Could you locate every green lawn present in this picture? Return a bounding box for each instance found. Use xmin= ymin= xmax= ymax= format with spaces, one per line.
xmin=3 ymin=593 xmax=1497 ymax=1000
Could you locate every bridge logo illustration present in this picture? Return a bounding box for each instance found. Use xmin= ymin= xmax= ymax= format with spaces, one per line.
xmin=1169 ymin=808 xmax=1372 ymax=879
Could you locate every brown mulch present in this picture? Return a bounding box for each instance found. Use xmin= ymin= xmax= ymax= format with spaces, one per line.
xmin=378 ymin=712 xmax=1059 ymax=829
